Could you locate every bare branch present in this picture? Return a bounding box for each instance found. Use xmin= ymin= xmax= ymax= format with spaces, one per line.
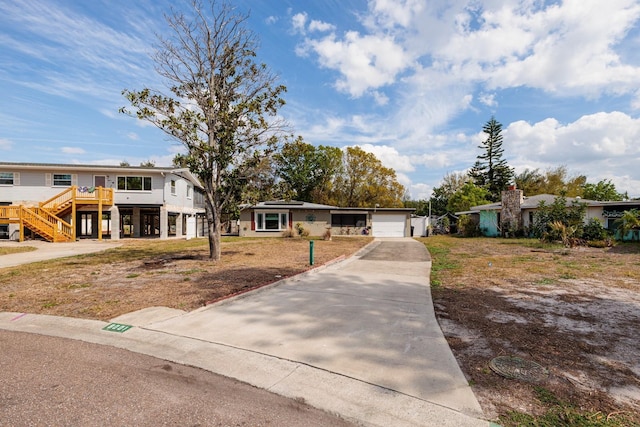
xmin=121 ymin=0 xmax=288 ymax=260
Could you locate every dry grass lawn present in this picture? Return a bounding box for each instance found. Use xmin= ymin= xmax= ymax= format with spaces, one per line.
xmin=0 ymin=246 xmax=37 ymax=256
xmin=4 ymin=234 xmax=639 ymax=425
xmin=418 ymin=236 xmax=640 ymax=426
xmin=0 ymin=236 xmax=372 ymax=321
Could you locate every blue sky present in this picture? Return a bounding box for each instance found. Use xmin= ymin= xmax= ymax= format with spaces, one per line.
xmin=2 ymin=0 xmax=640 ymax=199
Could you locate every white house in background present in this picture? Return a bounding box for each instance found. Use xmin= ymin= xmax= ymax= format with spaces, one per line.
xmin=0 ymin=162 xmax=206 ymax=242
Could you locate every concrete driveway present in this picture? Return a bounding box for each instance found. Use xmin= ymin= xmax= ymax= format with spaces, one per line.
xmin=135 ymin=238 xmax=488 ymax=426
xmin=1 ymin=238 xmax=490 ymax=426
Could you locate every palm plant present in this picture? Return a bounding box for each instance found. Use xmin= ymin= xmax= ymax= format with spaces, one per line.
xmin=614 ymin=209 xmax=640 ymax=241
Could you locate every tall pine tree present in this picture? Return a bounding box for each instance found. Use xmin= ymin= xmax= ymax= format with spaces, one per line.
xmin=469 ymin=117 xmax=514 ymax=201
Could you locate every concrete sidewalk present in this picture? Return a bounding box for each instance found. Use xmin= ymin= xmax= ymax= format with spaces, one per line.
xmin=0 ymin=240 xmax=121 ymax=268
xmin=0 ymin=238 xmax=491 ymax=426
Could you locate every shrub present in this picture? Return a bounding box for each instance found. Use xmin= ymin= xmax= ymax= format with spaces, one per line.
xmin=543 ymin=221 xmax=582 ymax=247
xmin=322 ymin=228 xmax=332 ymax=241
xmin=581 ymin=218 xmax=608 ymax=241
xmin=457 ymin=214 xmax=481 ymax=237
xmin=532 ymin=195 xmax=586 ymax=242
xmin=282 ymin=228 xmax=295 ymax=238
xmin=587 ymin=239 xmax=613 ymax=248
xmin=294 ymin=222 xmax=310 ymax=237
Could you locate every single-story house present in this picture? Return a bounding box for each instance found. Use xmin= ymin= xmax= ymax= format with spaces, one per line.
xmin=0 ymin=162 xmax=206 ymax=242
xmin=239 ymin=201 xmax=415 ymax=238
xmin=458 ymin=187 xmax=640 ymax=238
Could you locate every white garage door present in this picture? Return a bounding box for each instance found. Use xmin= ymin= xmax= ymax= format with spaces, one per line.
xmin=371 ymin=214 xmax=406 ymax=237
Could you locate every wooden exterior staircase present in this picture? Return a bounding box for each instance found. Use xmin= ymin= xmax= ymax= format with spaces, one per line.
xmin=0 ymin=186 xmax=113 ymax=242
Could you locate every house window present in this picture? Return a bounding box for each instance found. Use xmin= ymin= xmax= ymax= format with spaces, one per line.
xmin=53 ymin=174 xmax=72 ymax=186
xmin=0 ymin=172 xmax=14 ymax=185
xmin=117 ymin=176 xmax=152 ymax=191
xmin=255 ymin=211 xmax=288 ymax=231
xmin=606 ymin=218 xmax=619 ymax=231
xmin=171 ymin=180 xmax=176 ymax=195
xmin=186 ymin=186 xmax=192 ymax=199
xmin=332 ymin=214 xmax=366 ymax=227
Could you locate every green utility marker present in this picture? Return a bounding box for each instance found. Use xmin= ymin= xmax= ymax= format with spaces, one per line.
xmin=102 ymin=323 xmax=133 ymax=333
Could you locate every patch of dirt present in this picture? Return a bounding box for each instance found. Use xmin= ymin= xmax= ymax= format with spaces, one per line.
xmin=0 ymin=237 xmax=372 ymax=321
xmin=426 ymin=237 xmax=640 ymax=425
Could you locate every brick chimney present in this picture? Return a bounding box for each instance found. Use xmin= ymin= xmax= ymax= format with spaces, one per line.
xmin=501 ymin=185 xmax=524 ymax=236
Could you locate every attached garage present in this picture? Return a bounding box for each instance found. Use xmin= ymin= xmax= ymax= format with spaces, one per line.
xmin=371 ymin=214 xmax=407 ymax=237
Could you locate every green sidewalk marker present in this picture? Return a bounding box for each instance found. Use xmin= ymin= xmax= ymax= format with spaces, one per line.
xmin=103 ymin=323 xmax=133 ymax=333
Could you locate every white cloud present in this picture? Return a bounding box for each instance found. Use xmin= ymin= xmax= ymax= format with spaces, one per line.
xmin=304 ymin=31 xmax=412 ymax=97
xmin=266 ymin=16 xmax=278 ymax=25
xmin=100 ymin=109 xmax=117 ymax=119
xmin=127 ymin=132 xmax=140 ymax=141
xmin=61 ymin=147 xmax=86 ymax=154
xmin=309 ymin=19 xmax=335 ymax=33
xmin=0 ymin=1 xmax=155 ymax=105
xmin=357 ymin=144 xmax=415 ymax=172
xmin=505 ymin=112 xmax=640 ymax=197
xmin=506 ymin=112 xmax=640 ymax=164
xmin=372 ymin=91 xmax=389 ymax=106
xmin=632 ymin=90 xmax=640 ymax=110
xmin=0 ymin=138 xmax=13 ymax=150
xmin=409 ymin=182 xmax=432 ymax=200
xmin=364 ymin=0 xmax=426 ymax=29
xmin=422 ymin=0 xmax=640 ymax=98
xmin=479 ymin=93 xmax=497 ymax=107
xmin=291 ymin=12 xmax=307 ymax=34
xmin=297 ymin=0 xmax=640 ymax=123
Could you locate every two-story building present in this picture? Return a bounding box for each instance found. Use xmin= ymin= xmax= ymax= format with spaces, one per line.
xmin=0 ymin=162 xmax=206 ymax=242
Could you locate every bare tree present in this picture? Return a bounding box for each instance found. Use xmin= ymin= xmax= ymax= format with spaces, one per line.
xmin=121 ymin=0 xmax=287 ymax=260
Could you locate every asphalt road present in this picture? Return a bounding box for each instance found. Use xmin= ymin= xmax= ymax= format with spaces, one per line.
xmin=0 ymin=330 xmax=354 ymax=427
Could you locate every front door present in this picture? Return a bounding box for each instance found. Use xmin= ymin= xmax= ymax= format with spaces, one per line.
xmin=143 ymin=213 xmax=160 ymax=237
xmin=94 ymin=175 xmax=106 ymax=188
xmin=79 ymin=213 xmax=94 ymax=238
xmin=121 ymin=214 xmax=133 ymax=237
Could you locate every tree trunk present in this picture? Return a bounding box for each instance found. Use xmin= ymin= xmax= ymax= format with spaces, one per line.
xmin=205 ymin=200 xmax=221 ymax=261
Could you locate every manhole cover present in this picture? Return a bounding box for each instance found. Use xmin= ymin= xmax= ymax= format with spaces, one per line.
xmin=489 ymin=356 xmax=549 ymax=382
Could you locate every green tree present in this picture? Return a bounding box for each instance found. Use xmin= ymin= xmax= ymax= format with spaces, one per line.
xmin=515 ymin=166 xmax=586 ymax=196
xmin=121 ymin=0 xmax=287 ymax=260
xmin=139 ymin=160 xmax=156 ymax=168
xmin=329 ymin=146 xmax=405 ymax=207
xmin=581 ymin=218 xmax=608 ymax=241
xmin=469 ymin=117 xmax=514 ymax=201
xmin=403 ymin=199 xmax=430 ymax=216
xmin=240 ymin=156 xmax=283 ymax=205
xmin=614 ymin=209 xmax=640 ymax=241
xmin=429 ymin=172 xmax=470 ymax=216
xmin=531 ymin=194 xmax=586 ymax=242
xmin=429 ymin=186 xmax=450 ymax=217
xmin=446 ymin=182 xmax=491 ymax=213
xmin=274 ymin=137 xmax=342 ymax=203
xmin=581 ymin=179 xmax=626 ymax=201
xmin=514 ymin=168 xmax=545 ymax=195
xmin=545 ymin=166 xmax=585 ymax=196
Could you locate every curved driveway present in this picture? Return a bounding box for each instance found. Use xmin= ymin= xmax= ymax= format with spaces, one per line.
xmin=1 ymin=238 xmax=488 ymax=426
